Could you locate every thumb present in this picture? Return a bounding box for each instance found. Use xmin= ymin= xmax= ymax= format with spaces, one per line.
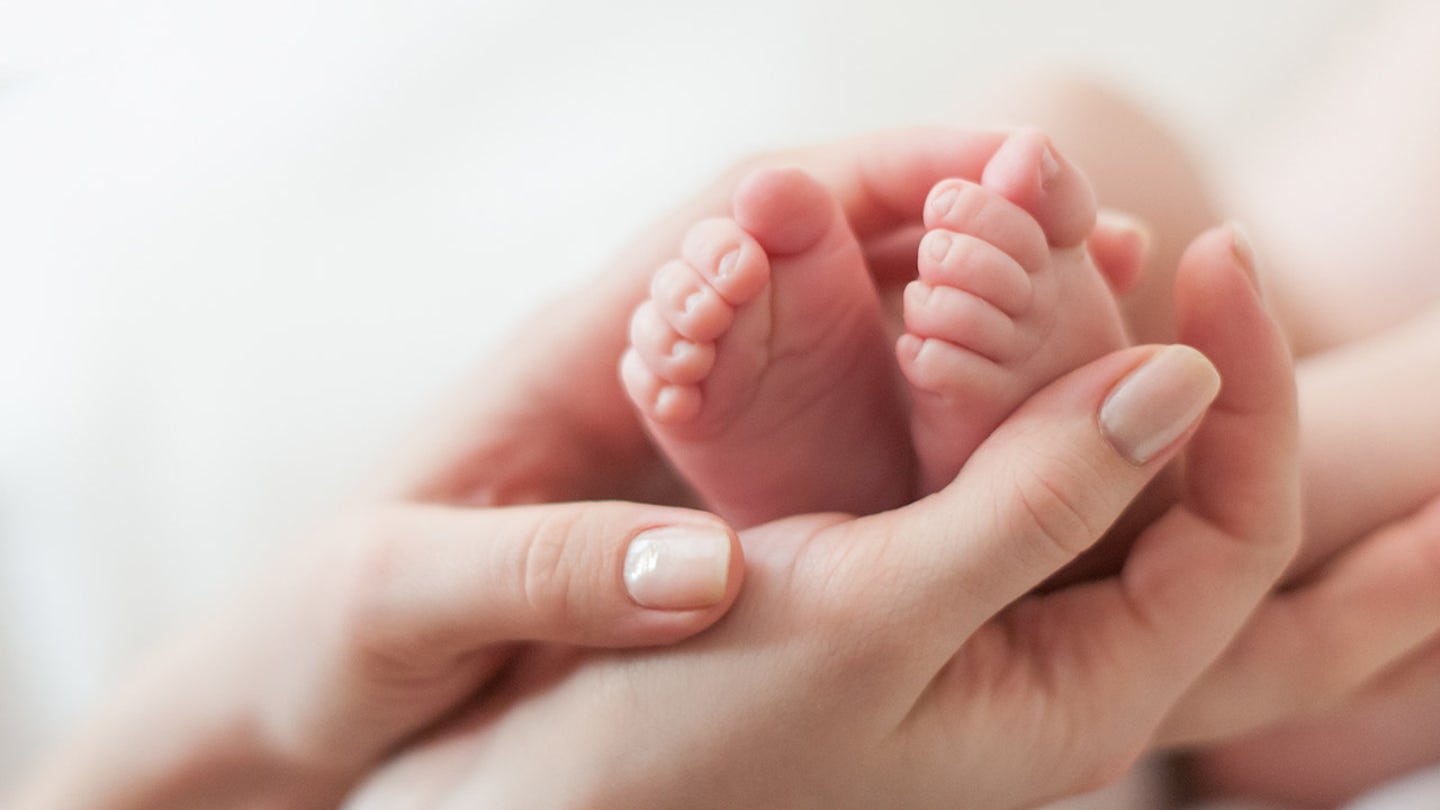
xmin=330 ymin=501 xmax=743 ymax=659
xmin=840 ymin=342 xmax=1220 ymax=647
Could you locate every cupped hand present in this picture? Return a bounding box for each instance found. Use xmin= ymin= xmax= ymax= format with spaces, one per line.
xmin=1161 ymin=493 xmax=1440 ymax=806
xmin=372 ymin=127 xmax=1076 ymax=510
xmin=13 ymin=500 xmax=743 ymax=809
xmin=1191 ymin=630 xmax=1440 ymax=807
xmin=346 ymin=226 xmax=1299 ymax=809
xmin=9 ymin=127 xmax=1106 ymax=810
xmin=1161 ymin=491 xmax=1440 ymax=749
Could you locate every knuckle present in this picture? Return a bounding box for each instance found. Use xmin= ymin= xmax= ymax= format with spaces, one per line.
xmin=794 ymin=522 xmax=918 ymax=667
xmin=1009 ymin=448 xmax=1108 ymax=562
xmin=793 ymin=523 xmax=876 ymax=612
xmin=514 ymin=507 xmax=588 ymax=634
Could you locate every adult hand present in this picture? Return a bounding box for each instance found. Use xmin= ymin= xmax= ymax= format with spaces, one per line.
xmin=1192 ymin=632 xmax=1440 ymax=807
xmin=1160 ymin=493 xmax=1440 ymax=749
xmin=375 ymin=127 xmax=1096 ymax=510
xmin=13 ymin=501 xmax=744 ymax=809
xmin=1040 ymin=228 xmax=1440 ymax=802
xmin=1162 ymin=494 xmax=1440 ymax=806
xmin=347 ymin=226 xmax=1300 ymax=809
xmin=13 ymin=127 xmax=1059 ymax=810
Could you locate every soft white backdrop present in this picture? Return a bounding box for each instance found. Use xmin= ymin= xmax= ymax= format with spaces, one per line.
xmin=0 ymin=1 xmax=1418 ymax=804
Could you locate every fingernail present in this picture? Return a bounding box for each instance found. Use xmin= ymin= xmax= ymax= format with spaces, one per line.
xmin=1226 ymin=221 xmax=1261 ymax=294
xmin=624 ymin=526 xmax=731 ymax=610
xmin=1100 ymin=345 xmax=1221 ymax=465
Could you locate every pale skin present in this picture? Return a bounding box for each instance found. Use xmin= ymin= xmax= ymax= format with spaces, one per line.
xmin=621 ymin=130 xmax=1127 ymax=526
xmin=621 ymin=99 xmax=1440 ymax=588
xmin=342 ymin=219 xmax=1422 ymax=801
xmin=987 ymin=36 xmax=1440 ymax=799
xmin=15 ymin=129 xmax=1440 ymax=808
xmin=407 ymin=90 xmax=1440 ymax=802
xmin=614 ymin=61 xmax=1440 ymax=804
xmin=992 ymin=75 xmax=1440 ymax=586
xmin=23 ymin=217 xmax=1297 ymax=809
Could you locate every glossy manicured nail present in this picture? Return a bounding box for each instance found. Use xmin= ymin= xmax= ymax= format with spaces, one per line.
xmin=1100 ymin=345 xmax=1221 ymax=464
xmin=624 ymin=526 xmax=731 ymax=609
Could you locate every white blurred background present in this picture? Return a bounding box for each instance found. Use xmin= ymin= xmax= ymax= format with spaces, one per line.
xmin=0 ymin=0 xmax=1411 ymax=802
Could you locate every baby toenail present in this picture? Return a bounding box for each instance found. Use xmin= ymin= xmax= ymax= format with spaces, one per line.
xmin=670 ymin=339 xmax=696 ymax=359
xmin=717 ymin=249 xmax=740 ymax=278
xmin=925 ymin=231 xmax=952 ymax=261
xmin=683 ymin=290 xmax=706 ymax=315
xmin=906 ymin=280 xmax=935 ymax=306
xmin=930 ymin=188 xmax=959 ymax=216
xmin=1040 ymin=148 xmax=1060 ymax=188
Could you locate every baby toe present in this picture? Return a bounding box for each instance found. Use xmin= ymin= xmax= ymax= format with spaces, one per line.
xmin=917 ymin=229 xmax=1034 ymax=317
xmin=650 ymin=258 xmax=736 ymax=343
xmin=923 ymin=179 xmax=1049 ymax=275
xmin=620 ymin=349 xmax=702 ymax=425
xmin=628 ymin=300 xmax=716 ymax=385
xmin=981 ymin=128 xmax=1097 ymax=249
xmin=902 ymin=280 xmax=1017 ymax=362
xmin=681 ymin=218 xmax=770 ymax=305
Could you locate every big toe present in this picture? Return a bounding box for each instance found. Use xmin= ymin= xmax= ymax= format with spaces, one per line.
xmin=982 ymin=128 xmax=1097 ymax=249
xmin=732 ymin=167 xmax=837 ymax=256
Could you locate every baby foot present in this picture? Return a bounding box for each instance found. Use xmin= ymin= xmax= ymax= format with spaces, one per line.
xmin=899 ymin=131 xmax=1131 ymax=495
xmin=621 ymin=168 xmax=909 ymax=528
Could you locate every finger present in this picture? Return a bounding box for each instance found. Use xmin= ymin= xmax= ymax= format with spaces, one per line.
xmin=1188 ymin=638 xmax=1440 ymax=807
xmin=1019 ymin=226 xmax=1299 ymax=740
xmin=809 ymin=127 xmax=1010 ymax=237
xmin=1169 ymin=227 xmax=1298 ymax=547
xmin=620 ymin=127 xmax=1013 ymax=283
xmin=330 ymin=502 xmax=743 ymax=665
xmin=837 ymin=127 xmax=1102 ymax=250
xmin=856 ymin=131 xmax=1111 ymax=285
xmin=834 ymin=341 xmax=1220 ymax=647
xmin=1160 ymin=494 xmax=1440 ymax=746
